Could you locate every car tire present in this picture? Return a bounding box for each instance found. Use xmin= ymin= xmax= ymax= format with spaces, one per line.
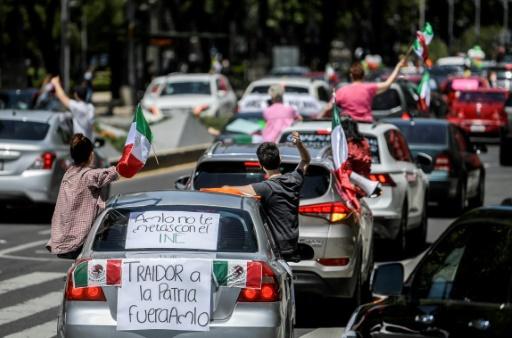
xmin=500 ymin=137 xmax=512 ymax=166
xmin=468 ymin=174 xmax=485 ymax=209
xmin=395 ymin=200 xmax=408 ymax=255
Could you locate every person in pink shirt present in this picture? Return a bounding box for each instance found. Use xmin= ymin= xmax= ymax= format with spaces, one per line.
xmin=319 ymin=58 xmax=405 ymax=122
xmin=262 ymin=84 xmax=302 ymax=142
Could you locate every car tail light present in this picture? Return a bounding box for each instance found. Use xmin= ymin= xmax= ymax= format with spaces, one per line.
xmin=244 ymin=161 xmax=260 ymax=168
xmin=316 ymin=129 xmax=331 ymax=135
xmin=401 ymin=112 xmax=411 ymax=120
xmin=29 ymin=152 xmax=56 ymax=170
xmin=434 ymin=153 xmax=451 ymax=172
xmin=317 ymin=257 xmax=350 ymax=266
xmin=299 ymin=202 xmax=350 ymax=223
xmin=368 ymin=173 xmax=396 ymax=187
xmin=238 ymin=261 xmax=279 ymax=302
xmin=65 ymin=260 xmax=106 ymax=301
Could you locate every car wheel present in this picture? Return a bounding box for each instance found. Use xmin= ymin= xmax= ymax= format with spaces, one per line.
xmin=500 ymin=137 xmax=512 ymax=166
xmin=468 ymin=174 xmax=485 ymax=209
xmin=451 ymin=180 xmax=467 ymax=215
xmin=395 ymin=200 xmax=408 ymax=255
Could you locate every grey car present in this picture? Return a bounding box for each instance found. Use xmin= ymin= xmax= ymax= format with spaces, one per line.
xmin=176 ymin=143 xmax=374 ymax=303
xmin=0 ymin=110 xmax=108 ymax=207
xmin=58 ymin=190 xmax=295 ymax=338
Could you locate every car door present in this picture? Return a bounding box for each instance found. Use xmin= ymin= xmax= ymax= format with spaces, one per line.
xmin=385 ymin=129 xmax=426 ymax=223
xmin=404 ymin=220 xmax=512 ymax=338
xmin=452 ymin=126 xmax=482 ymax=197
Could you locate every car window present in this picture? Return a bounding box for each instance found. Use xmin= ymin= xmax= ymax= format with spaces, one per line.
xmin=0 ymin=92 xmax=35 ymax=110
xmin=458 ymin=91 xmax=507 ymax=103
xmin=394 ymin=123 xmax=448 ymax=146
xmin=317 ymin=86 xmax=330 ymax=102
xmin=372 ymin=89 xmax=401 ymax=110
xmin=193 ymin=162 xmax=330 ymax=199
xmin=57 ymin=121 xmax=73 ymax=144
xmin=92 ymin=205 xmax=258 ymax=253
xmin=385 ymin=130 xmax=412 ymax=162
xmin=0 ymin=120 xmax=49 ymax=140
xmin=250 ymin=85 xmax=309 ymax=95
xmin=161 ymin=81 xmax=211 ymax=95
xmin=411 ymin=222 xmax=512 ymax=304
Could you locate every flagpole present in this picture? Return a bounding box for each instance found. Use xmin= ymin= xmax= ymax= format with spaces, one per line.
xmin=151 ymin=144 xmax=160 ymax=166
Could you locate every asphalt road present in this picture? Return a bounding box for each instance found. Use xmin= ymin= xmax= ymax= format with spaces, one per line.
xmin=0 ymin=145 xmax=510 ymax=338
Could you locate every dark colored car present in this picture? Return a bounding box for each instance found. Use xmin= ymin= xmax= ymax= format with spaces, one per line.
xmin=0 ymin=88 xmax=38 ymax=110
xmin=385 ymin=118 xmax=485 ymax=213
xmin=447 ymin=88 xmax=509 ymax=142
xmin=343 ymin=204 xmax=512 ymax=338
xmin=214 ymin=112 xmax=265 ymax=144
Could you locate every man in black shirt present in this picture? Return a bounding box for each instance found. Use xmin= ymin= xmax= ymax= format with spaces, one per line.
xmin=229 ymin=132 xmax=311 ymax=260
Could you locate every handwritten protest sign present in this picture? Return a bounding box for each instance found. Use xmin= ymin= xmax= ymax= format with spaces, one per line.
xmin=117 ymin=258 xmax=212 ymax=331
xmin=125 ymin=211 xmax=220 ymax=250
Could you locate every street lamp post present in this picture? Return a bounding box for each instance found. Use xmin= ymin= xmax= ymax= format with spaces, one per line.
xmin=503 ymin=0 xmax=510 ymax=44
xmin=60 ymin=0 xmax=70 ymax=92
xmin=448 ymin=0 xmax=455 ymax=51
xmin=419 ymin=0 xmax=426 ymax=29
xmin=475 ymin=0 xmax=480 ymax=41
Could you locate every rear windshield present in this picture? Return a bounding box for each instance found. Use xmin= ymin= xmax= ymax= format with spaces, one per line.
xmin=372 ymin=89 xmax=400 ymax=110
xmin=92 ymin=205 xmax=258 ymax=253
xmin=194 ymin=162 xmax=330 ymax=199
xmin=394 ymin=123 xmax=448 ymax=145
xmin=279 ymin=132 xmax=380 ymax=164
xmin=0 ymin=120 xmax=49 ymax=140
xmin=161 ymin=81 xmax=211 ymax=95
xmin=458 ymin=92 xmax=506 ymax=103
xmin=250 ymin=85 xmax=309 ymax=94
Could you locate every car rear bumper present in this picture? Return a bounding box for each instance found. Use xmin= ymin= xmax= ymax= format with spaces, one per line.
xmin=0 ymin=170 xmax=54 ymax=204
xmin=291 ymin=270 xmax=356 ymax=298
xmin=60 ymin=302 xmax=285 ymax=338
xmin=450 ymin=118 xmax=506 ymax=139
xmin=427 ymin=172 xmax=458 ymax=203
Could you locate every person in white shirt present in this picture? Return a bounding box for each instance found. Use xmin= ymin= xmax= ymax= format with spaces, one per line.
xmin=51 ymin=76 xmax=95 ymax=140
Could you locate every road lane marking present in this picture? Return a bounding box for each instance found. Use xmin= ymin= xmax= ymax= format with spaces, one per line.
xmin=38 ymin=229 xmax=51 ymax=235
xmin=0 ymin=240 xmax=48 ymax=256
xmin=0 ymin=255 xmax=61 ymax=262
xmin=0 ymin=272 xmax=64 ymax=296
xmin=0 ymin=291 xmax=61 ymax=325
xmin=300 ymin=327 xmax=345 ymax=337
xmin=4 ymin=320 xmax=56 ymax=338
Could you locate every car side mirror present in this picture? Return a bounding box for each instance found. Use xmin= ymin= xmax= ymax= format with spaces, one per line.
xmin=415 ymin=152 xmax=433 ymax=173
xmin=473 ymin=143 xmax=487 ymax=154
xmin=94 ymin=137 xmax=106 ymax=148
xmin=371 ymin=262 xmax=404 ymax=296
xmin=174 ymin=175 xmax=191 ymax=190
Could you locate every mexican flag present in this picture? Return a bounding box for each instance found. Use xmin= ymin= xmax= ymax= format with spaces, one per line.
xmin=73 ymin=259 xmax=122 ymax=288
xmin=116 ymin=105 xmax=153 ymax=178
xmin=213 ymin=260 xmax=262 ymax=289
xmin=413 ymin=22 xmax=434 ymax=63
xmin=417 ymin=71 xmax=431 ymax=111
xmin=331 ymin=100 xmax=360 ymax=210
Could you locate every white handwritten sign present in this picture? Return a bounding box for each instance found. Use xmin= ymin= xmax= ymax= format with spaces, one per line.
xmin=117 ymin=258 xmax=212 ymax=331
xmin=125 ymin=211 xmax=220 ymax=250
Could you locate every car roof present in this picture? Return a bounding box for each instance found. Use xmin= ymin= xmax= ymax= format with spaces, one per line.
xmin=279 ymin=120 xmax=398 ymax=136
xmin=205 ymin=142 xmax=330 ymax=162
xmin=454 ymin=88 xmax=508 ymax=93
xmin=108 ymin=190 xmax=249 ymax=210
xmin=455 ymin=205 xmax=512 ymax=225
xmin=154 ymin=73 xmax=218 ymax=82
xmin=249 ymin=77 xmax=321 ymax=87
xmin=0 ymin=109 xmax=59 ymax=123
xmin=384 ymin=117 xmax=450 ymax=127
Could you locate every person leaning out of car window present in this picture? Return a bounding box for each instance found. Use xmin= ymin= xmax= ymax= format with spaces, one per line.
xmin=46 ymin=134 xmax=120 ymax=259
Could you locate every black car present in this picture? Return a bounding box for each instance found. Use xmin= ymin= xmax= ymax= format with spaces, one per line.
xmin=385 ymin=118 xmax=485 ymax=214
xmin=0 ymin=88 xmax=38 ymax=110
xmin=343 ymin=204 xmax=512 ymax=338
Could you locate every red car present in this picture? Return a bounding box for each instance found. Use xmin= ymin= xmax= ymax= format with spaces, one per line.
xmin=447 ymin=88 xmax=509 ymax=141
xmin=441 ymin=76 xmax=489 ymax=106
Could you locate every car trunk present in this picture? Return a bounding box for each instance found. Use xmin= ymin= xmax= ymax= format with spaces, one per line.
xmin=452 ymin=101 xmax=505 ymax=121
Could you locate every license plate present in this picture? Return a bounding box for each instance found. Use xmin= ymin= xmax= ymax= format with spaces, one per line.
xmin=470 ymin=125 xmax=486 ymax=132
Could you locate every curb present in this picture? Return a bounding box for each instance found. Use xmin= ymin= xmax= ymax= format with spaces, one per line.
xmin=108 ymin=143 xmax=210 ymax=172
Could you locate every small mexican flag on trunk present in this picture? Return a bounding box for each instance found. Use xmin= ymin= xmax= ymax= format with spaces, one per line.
xmin=117 ymin=105 xmax=154 ymax=178
xmin=413 ymin=22 xmax=434 ymax=64
xmin=213 ymin=260 xmax=262 ymax=289
xmin=73 ymin=259 xmax=122 ymax=288
xmin=417 ymin=71 xmax=431 ymax=111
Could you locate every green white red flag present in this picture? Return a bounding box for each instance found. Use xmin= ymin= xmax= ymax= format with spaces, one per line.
xmin=417 ymin=71 xmax=431 ymax=111
xmin=117 ymin=105 xmax=153 ymax=178
xmin=73 ymin=259 xmax=122 ymax=288
xmin=413 ymin=22 xmax=434 ymax=64
xmin=213 ymin=260 xmax=262 ymax=288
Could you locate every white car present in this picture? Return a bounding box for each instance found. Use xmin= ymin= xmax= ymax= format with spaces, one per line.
xmin=141 ymin=73 xmax=237 ymax=122
xmin=278 ymin=121 xmax=430 ymax=252
xmin=238 ymin=77 xmax=330 ymax=118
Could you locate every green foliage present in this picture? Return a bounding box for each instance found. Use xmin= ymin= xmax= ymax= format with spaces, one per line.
xmin=429 ymin=38 xmax=449 ymax=61
xmin=454 ymin=25 xmax=503 ymax=57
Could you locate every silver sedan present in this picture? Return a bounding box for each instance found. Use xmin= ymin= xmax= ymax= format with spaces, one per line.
xmin=57 ymin=190 xmax=295 ymax=338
